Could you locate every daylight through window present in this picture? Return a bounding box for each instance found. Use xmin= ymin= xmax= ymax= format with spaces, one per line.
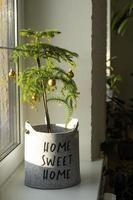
xmin=0 ymin=0 xmax=20 ymax=161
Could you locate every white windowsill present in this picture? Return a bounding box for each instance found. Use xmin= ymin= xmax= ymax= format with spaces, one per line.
xmin=0 ymin=144 xmax=24 ymax=187
xmin=0 ymin=159 xmax=103 ymax=200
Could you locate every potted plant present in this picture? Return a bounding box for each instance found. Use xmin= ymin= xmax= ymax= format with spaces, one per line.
xmin=106 ymin=56 xmax=121 ymax=102
xmin=10 ymin=29 xmax=80 ymax=189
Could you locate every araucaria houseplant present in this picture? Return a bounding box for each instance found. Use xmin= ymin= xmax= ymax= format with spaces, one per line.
xmin=11 ymin=29 xmax=80 ymax=189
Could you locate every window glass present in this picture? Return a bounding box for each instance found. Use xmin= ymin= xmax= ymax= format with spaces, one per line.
xmin=0 ymin=0 xmax=20 ymax=161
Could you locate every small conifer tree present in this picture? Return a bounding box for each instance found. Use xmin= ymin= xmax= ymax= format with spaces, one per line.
xmin=11 ymin=29 xmax=79 ymax=133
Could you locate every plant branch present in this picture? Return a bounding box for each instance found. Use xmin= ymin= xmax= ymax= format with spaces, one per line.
xmin=36 ymin=57 xmax=51 ymax=133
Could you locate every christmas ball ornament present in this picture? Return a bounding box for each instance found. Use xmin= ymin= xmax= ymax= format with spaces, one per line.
xmin=48 ymin=79 xmax=56 ymax=87
xmin=8 ymin=68 xmax=16 ymax=78
xmin=68 ymin=69 xmax=74 ymax=78
xmin=31 ymin=94 xmax=37 ymax=102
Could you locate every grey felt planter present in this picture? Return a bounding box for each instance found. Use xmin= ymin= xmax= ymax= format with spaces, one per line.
xmin=25 ymin=119 xmax=80 ymax=189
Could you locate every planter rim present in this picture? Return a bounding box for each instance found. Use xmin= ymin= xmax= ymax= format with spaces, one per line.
xmin=25 ymin=118 xmax=79 ymax=135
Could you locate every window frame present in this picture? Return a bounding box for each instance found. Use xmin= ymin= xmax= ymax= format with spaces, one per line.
xmin=0 ymin=0 xmax=24 ymax=187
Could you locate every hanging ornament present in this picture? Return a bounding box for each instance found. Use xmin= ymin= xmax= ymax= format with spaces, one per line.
xmin=8 ymin=68 xmax=16 ymax=78
xmin=48 ymin=79 xmax=56 ymax=87
xmin=31 ymin=94 xmax=38 ymax=102
xmin=30 ymin=103 xmax=35 ymax=109
xmin=68 ymin=69 xmax=74 ymax=78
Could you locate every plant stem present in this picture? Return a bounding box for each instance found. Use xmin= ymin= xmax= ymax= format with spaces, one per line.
xmin=36 ymin=57 xmax=51 ymax=133
xmin=43 ymin=90 xmax=51 ymax=131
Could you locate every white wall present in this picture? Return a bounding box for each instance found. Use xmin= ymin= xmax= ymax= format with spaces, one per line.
xmin=24 ymin=0 xmax=92 ymax=161
xmin=23 ymin=0 xmax=106 ymax=161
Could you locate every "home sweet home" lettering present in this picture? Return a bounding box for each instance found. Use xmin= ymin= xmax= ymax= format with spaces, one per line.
xmin=42 ymin=140 xmax=72 ymax=181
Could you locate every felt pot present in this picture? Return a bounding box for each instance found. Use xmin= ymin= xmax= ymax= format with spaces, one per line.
xmin=25 ymin=118 xmax=80 ymax=189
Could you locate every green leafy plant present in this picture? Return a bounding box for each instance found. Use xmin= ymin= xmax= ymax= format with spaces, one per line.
xmin=106 ymin=57 xmax=122 ymax=98
xmin=106 ymin=65 xmax=121 ymax=95
xmin=11 ymin=29 xmax=79 ymax=132
xmin=111 ymin=1 xmax=133 ymax=36
xmin=106 ymin=96 xmax=133 ymax=140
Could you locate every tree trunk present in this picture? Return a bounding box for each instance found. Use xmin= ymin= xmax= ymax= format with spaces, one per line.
xmin=36 ymin=57 xmax=51 ymax=133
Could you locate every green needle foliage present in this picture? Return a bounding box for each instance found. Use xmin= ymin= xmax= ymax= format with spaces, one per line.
xmin=11 ymin=29 xmax=79 ymax=132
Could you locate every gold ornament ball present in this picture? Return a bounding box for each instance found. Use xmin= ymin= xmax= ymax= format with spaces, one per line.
xmin=48 ymin=79 xmax=56 ymax=87
xmin=31 ymin=94 xmax=37 ymax=102
xmin=8 ymin=69 xmax=16 ymax=78
xmin=68 ymin=69 xmax=74 ymax=78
